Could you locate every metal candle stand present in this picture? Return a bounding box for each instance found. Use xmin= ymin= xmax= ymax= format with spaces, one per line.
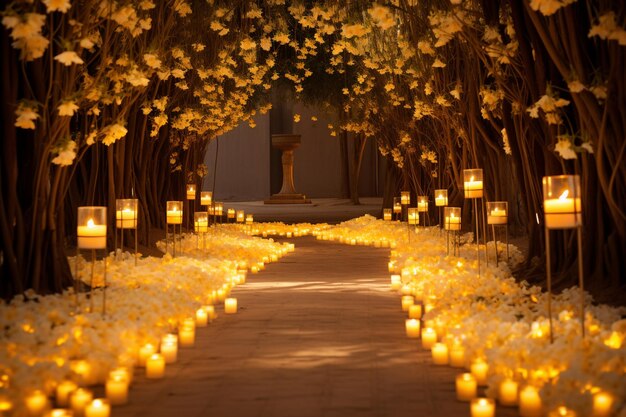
xmin=463 ymin=169 xmax=486 ymax=277
xmin=115 ymin=199 xmax=139 ymax=266
xmin=166 ymin=201 xmax=183 ymax=258
xmin=444 ymin=207 xmax=461 ymax=257
xmin=76 ymin=206 xmax=108 ymax=317
xmin=543 ymin=175 xmax=584 ymax=343
xmin=486 ymin=201 xmax=509 ymax=265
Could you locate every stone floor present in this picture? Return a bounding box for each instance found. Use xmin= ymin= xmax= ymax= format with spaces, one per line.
xmin=113 ymin=236 xmax=517 ymax=417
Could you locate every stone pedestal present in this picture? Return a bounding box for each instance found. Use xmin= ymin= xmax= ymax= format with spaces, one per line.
xmin=265 ymin=134 xmax=311 ymax=204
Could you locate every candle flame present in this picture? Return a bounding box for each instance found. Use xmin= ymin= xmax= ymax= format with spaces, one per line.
xmin=92 ymin=399 xmax=104 ymax=407
xmin=478 ymin=399 xmax=488 ymax=406
xmin=87 ymin=218 xmax=95 ymax=228
xmin=559 ymin=190 xmax=569 ymax=200
xmin=470 ymin=176 xmax=474 ymax=182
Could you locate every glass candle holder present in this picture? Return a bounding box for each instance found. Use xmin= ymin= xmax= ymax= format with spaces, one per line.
xmin=383 ymin=208 xmax=392 ymax=221
xmin=464 ymin=169 xmax=484 ymax=199
xmin=166 ymin=201 xmax=183 ymax=224
xmin=200 ymin=191 xmax=212 ymax=207
xmin=236 ymin=210 xmax=245 ymax=223
xmin=393 ymin=197 xmax=402 ymax=214
xmin=115 ymin=199 xmax=138 ymax=229
xmin=444 ymin=207 xmax=462 ymax=231
xmin=542 ymin=175 xmax=582 ymax=229
xmin=245 ymin=214 xmax=254 ymax=225
xmin=194 ymin=212 xmax=209 ymax=233
xmin=417 ymin=196 xmax=428 ymax=212
xmin=77 ymin=206 xmax=107 ymax=249
xmin=408 ymin=208 xmax=419 ymax=225
xmin=186 ymin=184 xmax=196 ymax=200
xmin=400 ymin=191 xmax=411 ymax=205
xmin=214 ymin=202 xmax=223 ymax=216
xmin=435 ymin=189 xmax=448 ymax=206
xmin=227 ymin=208 xmax=235 ymax=220
xmin=486 ymin=201 xmax=508 ymax=225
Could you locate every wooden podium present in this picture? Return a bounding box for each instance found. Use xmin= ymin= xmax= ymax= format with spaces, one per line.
xmin=265 ymin=134 xmax=311 ymax=204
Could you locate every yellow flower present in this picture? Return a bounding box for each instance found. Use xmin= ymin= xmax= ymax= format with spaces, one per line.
xmin=14 ymin=103 xmax=39 ymax=129
xmin=57 ymin=101 xmax=79 ymax=116
xmin=43 ymin=0 xmax=72 ymax=13
xmin=54 ymin=51 xmax=84 ymax=66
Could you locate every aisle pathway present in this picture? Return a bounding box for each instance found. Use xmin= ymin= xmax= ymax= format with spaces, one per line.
xmin=114 ymin=237 xmax=514 ymax=417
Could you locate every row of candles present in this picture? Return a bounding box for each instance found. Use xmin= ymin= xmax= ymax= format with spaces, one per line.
xmin=166 ymin=201 xmax=254 ymax=227
xmin=21 ymin=279 xmax=243 ymax=417
xmin=394 ymin=283 xmax=613 ymax=417
xmin=383 ymin=170 xmax=582 ymax=230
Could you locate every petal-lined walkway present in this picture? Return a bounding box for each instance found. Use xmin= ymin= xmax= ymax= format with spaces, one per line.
xmin=115 ymin=236 xmax=514 ymax=417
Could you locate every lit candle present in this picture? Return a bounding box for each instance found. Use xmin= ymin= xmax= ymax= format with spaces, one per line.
xmin=470 ymin=359 xmax=489 ymax=386
xmin=464 ymin=172 xmax=484 ymax=199
xmin=245 ymin=214 xmax=254 ymax=224
xmin=85 ymin=399 xmax=110 ymax=417
xmin=0 ymin=394 xmax=13 ymax=414
xmin=431 ymin=343 xmax=449 ymax=365
xmin=146 ymin=353 xmax=165 ymax=379
xmin=421 ymin=327 xmax=437 ymax=349
xmin=70 ymin=389 xmax=93 ymax=417
xmin=138 ymin=343 xmax=157 ymax=367
xmin=405 ymin=319 xmax=421 ymax=338
xmin=227 ymin=208 xmax=235 ymax=219
xmin=194 ymin=216 xmax=209 ymax=233
xmin=408 ymin=208 xmax=419 ymax=225
xmin=251 ymin=265 xmax=259 ymax=273
xmin=544 ymin=190 xmax=582 ymax=229
xmin=408 ymin=304 xmax=422 ymax=319
xmin=236 ymin=210 xmax=245 ymax=223
xmin=383 ymin=209 xmax=392 ymax=221
xmin=116 ymin=208 xmax=137 ymax=229
xmin=592 ymin=391 xmax=614 ymax=417
xmin=390 ymin=275 xmax=402 ymax=291
xmin=449 ymin=344 xmax=465 ymax=368
xmin=456 ymin=373 xmax=477 ymax=401
xmin=26 ymin=390 xmax=49 ymax=416
xmin=196 ymin=307 xmax=208 ymax=327
xmin=166 ymin=208 xmax=183 ymax=224
xmin=200 ymin=191 xmax=212 ymax=206
xmin=487 ymin=207 xmax=507 ymax=225
xmin=46 ymin=409 xmax=73 ymax=417
xmin=435 ymin=190 xmax=448 ymax=207
xmin=105 ymin=373 xmax=128 ymax=405
xmin=547 ymin=406 xmax=577 ymax=417
xmin=56 ymin=380 xmax=78 ymax=407
xmin=186 ymin=184 xmax=196 ymax=200
xmin=393 ymin=202 xmax=402 ymax=214
xmin=417 ymin=197 xmax=428 ymax=212
xmin=225 ymin=298 xmax=238 ymax=314
xmin=400 ymin=191 xmax=410 ymax=205
xmin=160 ymin=334 xmax=178 ymax=363
xmin=471 ymin=398 xmax=495 ymax=417
xmin=499 ymin=379 xmax=518 ymax=406
xmin=77 ymin=219 xmax=107 ymax=249
xmin=519 ymin=386 xmax=542 ymax=417
xmin=70 ymin=359 xmax=97 ymax=386
xmin=445 ymin=213 xmax=461 ymax=231
xmin=178 ymin=324 xmax=195 ymax=348
xmin=205 ymin=305 xmax=217 ymax=320
xmin=401 ymin=296 xmax=414 ymax=311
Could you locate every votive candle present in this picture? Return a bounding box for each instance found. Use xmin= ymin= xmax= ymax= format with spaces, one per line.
xmin=225 ymin=298 xmax=238 ymax=314
xmin=431 ymin=343 xmax=449 ymax=365
xmin=499 ymin=379 xmax=518 ymax=406
xmin=471 ymin=398 xmax=495 ymax=417
xmin=519 ymin=386 xmax=542 ymax=417
xmin=146 ymin=354 xmax=165 ymax=379
xmin=408 ymin=304 xmax=422 ymax=319
xmin=405 ymin=319 xmax=421 ymax=338
xmin=421 ymin=327 xmax=437 ymax=349
xmin=85 ymin=399 xmax=110 ymax=417
xmin=456 ymin=373 xmax=477 ymax=401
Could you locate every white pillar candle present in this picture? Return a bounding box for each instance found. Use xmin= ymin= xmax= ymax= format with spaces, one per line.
xmin=405 ymin=319 xmax=421 ymax=338
xmin=444 ymin=214 xmax=461 ymax=230
xmin=146 ymin=354 xmax=165 ymax=379
xmin=85 ymin=399 xmax=110 ymax=417
xmin=56 ymin=380 xmax=77 ymax=407
xmin=408 ymin=304 xmax=422 ymax=319
xmin=592 ymin=391 xmax=614 ymax=417
xmin=449 ymin=344 xmax=466 ymax=368
xmin=470 ymin=359 xmax=489 ymax=386
xmin=115 ymin=209 xmax=137 ymax=229
xmin=487 ymin=208 xmax=507 ymax=225
xmin=178 ymin=325 xmax=195 ymax=348
xmin=544 ymin=191 xmax=581 ymax=229
xmin=464 ymin=178 xmax=484 ymax=198
xmin=519 ymin=386 xmax=542 ymax=417
xmin=77 ymin=219 xmax=107 ymax=249
xmin=456 ymin=373 xmax=477 ymax=401
xmin=251 ymin=265 xmax=259 ymax=273
xmin=205 ymin=305 xmax=217 ymax=320
xmin=499 ymin=379 xmax=518 ymax=406
xmin=138 ymin=343 xmax=156 ymax=367
xmin=25 ymin=390 xmax=49 ymax=416
xmin=390 ymin=275 xmax=402 ymax=291
xmin=401 ymin=296 xmax=414 ymax=311
xmin=105 ymin=373 xmax=128 ymax=405
xmin=431 ymin=343 xmax=449 ymax=365
xmin=471 ymin=398 xmax=495 ymax=417
xmin=166 ymin=209 xmax=183 ymax=224
xmin=70 ymin=359 xmax=97 ymax=386
xmin=225 ymin=298 xmax=238 ymax=314
xmin=70 ymin=389 xmax=93 ymax=417
xmin=47 ymin=409 xmax=73 ymax=417
xmin=160 ymin=334 xmax=178 ymax=364
xmin=421 ymin=327 xmax=437 ymax=349
xmin=196 ymin=308 xmax=208 ymax=327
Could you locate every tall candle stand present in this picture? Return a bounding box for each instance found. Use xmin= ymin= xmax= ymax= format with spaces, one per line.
xmin=444 ymin=207 xmax=461 ymax=256
xmin=194 ymin=212 xmax=209 ymax=250
xmin=435 ymin=189 xmax=448 ymax=235
xmin=417 ymin=196 xmax=429 ymax=228
xmin=186 ymin=184 xmax=196 ymax=232
xmin=464 ymin=169 xmax=485 ymax=276
xmin=76 ymin=206 xmax=108 ymax=316
xmin=400 ymin=191 xmax=410 ymax=222
xmin=393 ymin=197 xmax=402 ymax=221
xmin=486 ymin=201 xmax=509 ymax=265
xmin=543 ymin=175 xmax=584 ymax=342
xmin=115 ymin=199 xmax=139 ymax=266
xmin=408 ymin=208 xmax=419 ymax=243
xmin=166 ymin=201 xmax=183 ymax=258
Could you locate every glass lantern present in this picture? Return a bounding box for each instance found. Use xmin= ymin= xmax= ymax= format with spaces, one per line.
xmin=408 ymin=208 xmax=419 ymax=225
xmin=116 ymin=199 xmax=138 ymax=229
xmin=227 ymin=208 xmax=235 ymax=220
xmin=77 ymin=206 xmax=107 ymax=249
xmin=543 ymin=175 xmax=582 ymax=229
xmin=417 ymin=196 xmax=428 ymax=212
xmin=236 ymin=210 xmax=245 ymax=223
xmin=400 ymin=191 xmax=411 ymax=205
xmin=245 ymin=214 xmax=254 ymax=225
xmin=186 ymin=184 xmax=196 ymax=200
xmin=444 ymin=207 xmax=462 ymax=231
xmin=214 ymin=202 xmax=224 ymax=216
xmin=166 ymin=201 xmax=183 ymax=224
xmin=435 ymin=189 xmax=448 ymax=206
xmin=383 ymin=208 xmax=392 ymax=221
xmin=463 ymin=169 xmax=484 ymax=199
xmin=393 ymin=197 xmax=402 ymax=214
xmin=486 ymin=201 xmax=508 ymax=225
xmin=200 ymin=191 xmax=212 ymax=207
xmin=194 ymin=212 xmax=209 ymax=233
